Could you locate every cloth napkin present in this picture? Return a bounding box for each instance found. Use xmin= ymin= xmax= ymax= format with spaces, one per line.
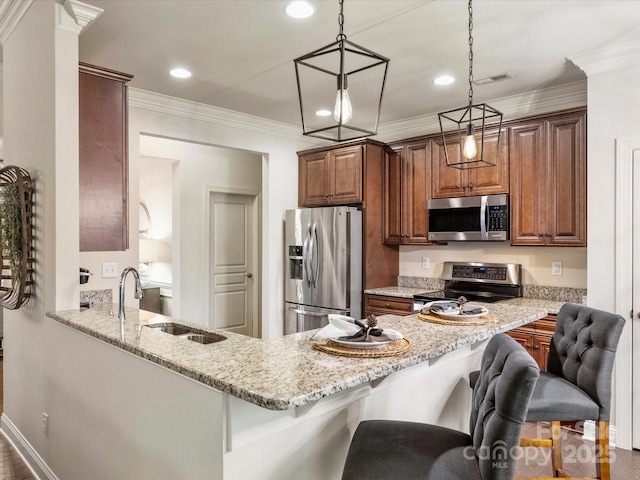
xmin=310 ymin=314 xmax=403 ymax=342
xmin=428 ymin=301 xmax=484 ymax=315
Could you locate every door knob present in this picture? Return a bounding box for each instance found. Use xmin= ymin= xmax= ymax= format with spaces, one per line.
xmin=247 ymin=273 xmax=253 ymax=278
xmin=637 ymin=311 xmax=640 ymax=319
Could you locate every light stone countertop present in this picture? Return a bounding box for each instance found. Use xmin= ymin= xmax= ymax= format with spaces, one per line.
xmin=363 ymin=286 xmax=432 ymax=298
xmin=47 ymin=302 xmax=547 ymax=411
xmin=500 ymin=297 xmax=567 ymax=315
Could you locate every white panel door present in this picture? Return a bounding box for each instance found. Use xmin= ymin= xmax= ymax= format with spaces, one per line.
xmin=633 ymin=150 xmax=640 ymax=449
xmin=209 ymin=192 xmax=255 ymax=336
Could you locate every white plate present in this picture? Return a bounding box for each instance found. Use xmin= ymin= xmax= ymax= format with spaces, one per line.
xmin=428 ymin=305 xmax=489 ymax=321
xmin=331 ymin=338 xmax=395 ymax=349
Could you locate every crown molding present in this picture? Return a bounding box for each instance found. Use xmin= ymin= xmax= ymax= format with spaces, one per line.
xmin=57 ymin=0 xmax=103 ymax=35
xmin=129 ymin=88 xmax=326 ymax=147
xmin=0 ymin=0 xmax=33 ymax=45
xmin=569 ymin=40 xmax=640 ymax=76
xmin=375 ymin=80 xmax=587 ymax=143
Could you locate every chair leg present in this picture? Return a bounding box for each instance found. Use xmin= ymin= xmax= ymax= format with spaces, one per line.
xmin=550 ymin=421 xmax=563 ymax=477
xmin=595 ymin=421 xmax=610 ymax=480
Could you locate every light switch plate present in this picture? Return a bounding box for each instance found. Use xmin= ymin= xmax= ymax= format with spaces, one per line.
xmin=102 ymin=263 xmax=118 ymax=278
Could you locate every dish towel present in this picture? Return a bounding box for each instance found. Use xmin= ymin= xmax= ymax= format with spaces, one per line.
xmin=310 ymin=314 xmax=403 ymax=342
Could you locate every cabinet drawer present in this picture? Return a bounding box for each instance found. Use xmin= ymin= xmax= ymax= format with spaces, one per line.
xmin=364 ymin=294 xmax=413 ymax=315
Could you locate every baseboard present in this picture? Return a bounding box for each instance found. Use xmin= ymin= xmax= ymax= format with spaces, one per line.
xmin=582 ymin=420 xmax=617 ymax=448
xmin=1 ymin=413 xmax=58 ymax=480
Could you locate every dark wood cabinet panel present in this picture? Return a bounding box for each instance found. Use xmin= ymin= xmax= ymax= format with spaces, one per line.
xmin=510 ymin=109 xmax=586 ymax=246
xmin=507 ymin=314 xmax=556 ymax=370
xmin=297 ymin=140 xmax=399 ymax=290
xmin=431 ymin=128 xmax=509 ymax=199
xmin=383 ymin=142 xmax=430 ymax=245
xmin=79 ymin=63 xmax=133 ymax=252
xmin=298 ymin=145 xmax=362 ymax=207
xmin=363 ymin=294 xmax=413 ymax=317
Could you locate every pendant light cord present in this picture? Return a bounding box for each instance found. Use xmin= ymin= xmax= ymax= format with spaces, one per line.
xmin=337 ymin=0 xmax=346 ymax=42
xmin=468 ymin=0 xmax=474 ymax=107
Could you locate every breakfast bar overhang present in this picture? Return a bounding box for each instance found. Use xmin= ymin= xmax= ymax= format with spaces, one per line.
xmin=29 ymin=303 xmax=548 ymax=479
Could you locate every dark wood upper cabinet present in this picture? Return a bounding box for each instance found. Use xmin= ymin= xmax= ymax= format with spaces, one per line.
xmin=383 ymin=141 xmax=430 ymax=245
xmin=298 ymin=145 xmax=362 ymax=207
xmin=297 ymin=140 xmax=399 ymax=289
xmin=79 ymin=63 xmax=133 ymax=252
xmin=510 ymin=109 xmax=586 ymax=246
xmin=431 ymin=127 xmax=509 ymax=198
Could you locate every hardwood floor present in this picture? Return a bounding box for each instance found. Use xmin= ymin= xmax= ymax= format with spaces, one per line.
xmin=517 ymin=423 xmax=640 ymax=479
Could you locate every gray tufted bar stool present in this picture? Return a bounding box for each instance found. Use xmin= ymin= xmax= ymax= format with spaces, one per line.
xmin=519 ymin=302 xmax=625 ymax=480
xmin=341 ymin=333 xmax=540 ymax=480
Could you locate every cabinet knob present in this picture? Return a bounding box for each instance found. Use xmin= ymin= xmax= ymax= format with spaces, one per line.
xmin=325 ymin=194 xmax=329 ymax=197
xmin=545 ymin=233 xmax=552 ymax=237
xmin=534 ymin=345 xmax=540 ymax=350
xmin=468 ymin=184 xmax=473 ymax=189
xmin=386 ymin=303 xmax=390 ymax=307
xmin=538 ymin=233 xmax=544 ymax=237
xmin=525 ymin=344 xmax=531 ymax=348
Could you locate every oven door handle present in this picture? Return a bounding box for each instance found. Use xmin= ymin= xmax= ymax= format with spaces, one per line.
xmin=480 ymin=195 xmax=488 ymax=240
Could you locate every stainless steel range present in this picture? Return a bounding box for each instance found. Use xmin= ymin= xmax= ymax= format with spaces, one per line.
xmin=413 ymin=262 xmax=522 ymax=312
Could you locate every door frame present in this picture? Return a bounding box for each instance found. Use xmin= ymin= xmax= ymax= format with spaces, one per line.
xmin=614 ymin=136 xmax=640 ymax=449
xmin=203 ymin=185 xmax=261 ymax=338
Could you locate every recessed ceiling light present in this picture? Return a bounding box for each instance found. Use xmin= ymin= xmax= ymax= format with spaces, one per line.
xmin=285 ymin=1 xmax=314 ymax=19
xmin=170 ymin=68 xmax=192 ymax=79
xmin=434 ymin=75 xmax=455 ymax=86
xmin=316 ymin=109 xmax=331 ymax=117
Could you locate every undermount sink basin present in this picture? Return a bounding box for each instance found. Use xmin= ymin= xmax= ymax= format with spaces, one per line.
xmin=144 ymin=323 xmax=226 ymax=344
xmin=180 ymin=333 xmax=225 ymax=344
xmin=145 ymin=323 xmax=192 ymax=336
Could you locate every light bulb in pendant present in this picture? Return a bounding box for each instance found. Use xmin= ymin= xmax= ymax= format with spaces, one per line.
xmin=463 ymin=123 xmax=477 ymax=159
xmin=334 ymin=75 xmax=353 ymax=123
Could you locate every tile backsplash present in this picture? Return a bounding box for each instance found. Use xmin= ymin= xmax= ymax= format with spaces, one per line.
xmin=80 ymin=289 xmax=113 ymax=307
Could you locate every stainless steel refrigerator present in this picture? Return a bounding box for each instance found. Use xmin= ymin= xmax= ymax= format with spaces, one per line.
xmin=284 ymin=206 xmax=362 ymax=334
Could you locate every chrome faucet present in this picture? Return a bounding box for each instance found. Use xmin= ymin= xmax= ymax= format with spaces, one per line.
xmin=118 ymin=267 xmax=143 ymax=321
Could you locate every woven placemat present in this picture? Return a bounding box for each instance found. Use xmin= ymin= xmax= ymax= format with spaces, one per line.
xmin=417 ymin=312 xmax=496 ymax=326
xmin=313 ymin=338 xmax=411 ymax=358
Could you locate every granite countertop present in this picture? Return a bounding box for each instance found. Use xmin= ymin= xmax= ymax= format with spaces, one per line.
xmin=500 ymin=297 xmax=567 ymax=315
xmin=363 ymin=286 xmax=431 ymax=298
xmin=47 ymin=303 xmax=547 ymax=411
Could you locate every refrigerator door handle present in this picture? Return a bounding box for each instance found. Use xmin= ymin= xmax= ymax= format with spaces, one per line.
xmin=310 ymin=223 xmax=320 ymax=288
xmin=302 ymin=224 xmax=312 ymax=288
xmin=288 ymin=307 xmax=327 ymax=317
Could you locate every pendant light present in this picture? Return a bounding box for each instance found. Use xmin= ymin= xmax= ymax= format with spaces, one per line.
xmin=438 ymin=0 xmax=503 ymax=169
xmin=294 ymin=0 xmax=389 ymax=142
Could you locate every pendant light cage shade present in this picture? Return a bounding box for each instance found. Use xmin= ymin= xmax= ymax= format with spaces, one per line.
xmin=294 ymin=38 xmax=389 ymax=142
xmin=438 ymin=103 xmax=503 ymax=169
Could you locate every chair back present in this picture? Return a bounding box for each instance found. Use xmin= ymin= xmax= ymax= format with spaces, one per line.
xmin=470 ymin=333 xmax=540 ymax=480
xmin=546 ymin=302 xmax=626 ymax=421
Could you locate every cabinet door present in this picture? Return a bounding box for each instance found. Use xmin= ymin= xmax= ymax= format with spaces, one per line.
xmin=546 ymin=112 xmax=586 ymax=246
xmin=468 ymin=127 xmax=509 ymax=196
xmin=330 ymin=146 xmax=362 ymax=204
xmin=533 ymin=335 xmax=552 ymax=370
xmin=507 ymin=330 xmax=534 ymax=357
xmin=79 ymin=65 xmax=132 ymax=251
xmin=509 ymin=121 xmax=547 ymax=245
xmin=403 ymin=143 xmax=430 ymax=243
xmin=298 ymin=152 xmax=331 ymax=207
xmin=383 ymin=147 xmax=403 ymax=244
xmin=431 ymin=136 xmax=467 ymax=198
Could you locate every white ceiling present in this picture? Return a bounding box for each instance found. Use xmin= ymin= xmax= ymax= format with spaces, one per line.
xmin=78 ymin=0 xmax=640 ymax=129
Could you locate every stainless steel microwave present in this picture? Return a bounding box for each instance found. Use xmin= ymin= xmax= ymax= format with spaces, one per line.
xmin=428 ymin=194 xmax=509 ymax=242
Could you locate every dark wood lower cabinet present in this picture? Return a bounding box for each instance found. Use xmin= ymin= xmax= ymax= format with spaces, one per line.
xmin=507 ymin=314 xmax=556 ymax=369
xmin=363 ymin=294 xmax=413 ymax=317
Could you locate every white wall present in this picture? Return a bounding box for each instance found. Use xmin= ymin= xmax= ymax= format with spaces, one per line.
xmin=138 ymin=135 xmax=262 ymax=325
xmin=401 ymin=244 xmax=587 ymax=288
xmin=129 ymin=90 xmax=322 ymax=338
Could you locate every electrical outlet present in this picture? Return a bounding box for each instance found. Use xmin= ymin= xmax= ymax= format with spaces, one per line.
xmin=551 ymin=261 xmax=563 ymax=276
xmin=102 ymin=263 xmax=118 ymax=278
xmin=42 ymin=412 xmax=49 ymax=437
xmin=421 ymin=257 xmax=430 ymax=269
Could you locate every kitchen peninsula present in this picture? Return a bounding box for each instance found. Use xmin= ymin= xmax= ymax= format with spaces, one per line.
xmin=44 ymin=303 xmax=547 ymax=479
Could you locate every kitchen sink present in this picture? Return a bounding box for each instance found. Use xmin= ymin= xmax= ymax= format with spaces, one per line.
xmin=143 ymin=323 xmax=226 ymax=344
xmin=180 ymin=333 xmax=225 ymax=344
xmin=145 ymin=323 xmax=193 ymax=335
